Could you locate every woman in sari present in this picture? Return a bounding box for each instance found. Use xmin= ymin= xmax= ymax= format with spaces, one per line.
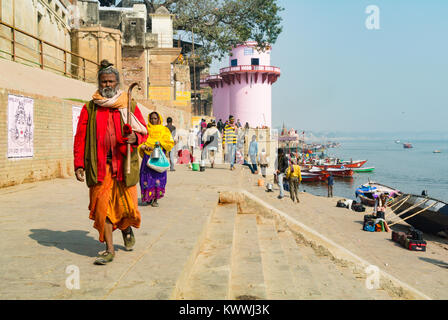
xmin=138 ymin=111 xmax=174 ymax=207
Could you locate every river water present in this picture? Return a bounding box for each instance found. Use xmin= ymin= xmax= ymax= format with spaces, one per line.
xmin=300 ymin=139 xmax=448 ymax=202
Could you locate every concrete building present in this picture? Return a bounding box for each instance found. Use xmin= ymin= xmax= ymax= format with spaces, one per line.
xmin=204 ymin=42 xmax=281 ymax=128
xmin=0 ymin=0 xmax=72 ymax=74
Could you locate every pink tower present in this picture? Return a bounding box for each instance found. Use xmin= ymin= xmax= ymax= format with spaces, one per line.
xmin=204 ymin=42 xmax=281 ymax=128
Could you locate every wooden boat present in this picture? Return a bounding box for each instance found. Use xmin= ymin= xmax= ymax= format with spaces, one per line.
xmin=301 ymin=172 xmax=330 ymax=182
xmin=309 ymin=160 xmax=367 ymax=169
xmin=341 ymin=160 xmax=368 ymax=168
xmin=353 ymin=167 xmax=375 ymax=173
xmin=390 ymin=194 xmax=448 ymax=236
xmin=322 ymin=167 xmax=354 ymax=177
xmin=355 ymin=181 xmax=401 ymax=207
xmin=403 ymin=143 xmax=413 ymax=149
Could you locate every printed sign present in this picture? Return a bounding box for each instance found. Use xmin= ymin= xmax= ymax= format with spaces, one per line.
xmin=7 ymin=94 xmax=34 ymax=158
xmin=72 ymin=106 xmax=82 ymax=140
xmin=176 ymin=91 xmax=191 ymax=101
xmin=148 ymin=86 xmax=171 ymax=101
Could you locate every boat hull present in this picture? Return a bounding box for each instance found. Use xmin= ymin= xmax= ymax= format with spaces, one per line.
xmin=322 ymin=169 xmax=354 ymax=177
xmin=301 ymin=173 xmax=330 ymax=182
xmin=353 ymin=167 xmax=375 ymax=173
xmin=358 ymin=194 xmax=376 ymax=207
xmin=391 ymin=194 xmax=448 ymax=235
xmin=311 ymin=160 xmax=367 ymax=169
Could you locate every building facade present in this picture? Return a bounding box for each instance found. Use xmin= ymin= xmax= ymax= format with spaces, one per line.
xmin=0 ymin=0 xmax=72 ymax=73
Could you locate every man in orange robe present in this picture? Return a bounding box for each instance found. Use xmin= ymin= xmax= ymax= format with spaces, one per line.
xmin=74 ymin=60 xmax=148 ymax=265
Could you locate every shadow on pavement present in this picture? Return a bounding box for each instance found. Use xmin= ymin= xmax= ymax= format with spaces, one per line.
xmin=28 ymin=229 xmax=126 ymax=257
xmin=419 ymin=257 xmax=448 ymax=269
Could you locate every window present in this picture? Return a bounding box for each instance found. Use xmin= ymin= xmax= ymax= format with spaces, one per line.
xmin=231 ymin=59 xmax=238 ymax=67
xmin=244 ymin=47 xmax=254 ymax=55
xmin=251 ymin=58 xmax=260 ymax=66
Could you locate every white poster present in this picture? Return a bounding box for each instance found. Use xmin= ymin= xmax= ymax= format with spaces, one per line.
xmin=8 ymin=94 xmax=34 ymax=158
xmin=72 ymin=106 xmax=82 ymax=140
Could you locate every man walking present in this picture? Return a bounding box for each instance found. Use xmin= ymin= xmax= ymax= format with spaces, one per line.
xmin=165 ymin=117 xmax=177 ymax=171
xmin=258 ymin=148 xmax=269 ymax=178
xmin=217 ymin=119 xmax=224 ymax=133
xmin=223 ymin=115 xmax=238 ymax=170
xmin=248 ymin=135 xmax=259 ymax=174
xmin=74 ymin=60 xmax=148 ymax=265
xmin=202 ymin=122 xmax=221 ymax=168
xmin=286 ymin=162 xmax=302 ymax=203
xmin=327 ymin=173 xmax=334 ymax=197
xmin=276 ymin=149 xmax=289 ymax=199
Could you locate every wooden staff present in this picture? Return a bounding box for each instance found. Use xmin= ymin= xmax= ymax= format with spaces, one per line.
xmin=126 ymin=82 xmax=139 ymax=175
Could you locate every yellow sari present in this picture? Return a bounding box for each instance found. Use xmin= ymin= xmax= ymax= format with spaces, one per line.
xmin=138 ymin=111 xmax=174 ymax=157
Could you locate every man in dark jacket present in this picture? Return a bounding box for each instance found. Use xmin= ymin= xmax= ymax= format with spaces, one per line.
xmin=165 ymin=117 xmax=177 ymax=171
xmin=276 ymin=149 xmax=289 ymax=199
xmin=327 ymin=174 xmax=334 ymax=197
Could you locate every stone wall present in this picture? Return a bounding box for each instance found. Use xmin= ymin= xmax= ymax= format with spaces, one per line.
xmin=0 ymin=88 xmax=82 ymax=187
xmin=122 ymin=46 xmax=148 ymax=100
xmin=70 ymin=26 xmax=122 ymax=82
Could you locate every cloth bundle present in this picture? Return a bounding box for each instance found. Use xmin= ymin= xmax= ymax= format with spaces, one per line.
xmin=147 ymin=146 xmax=170 ymax=173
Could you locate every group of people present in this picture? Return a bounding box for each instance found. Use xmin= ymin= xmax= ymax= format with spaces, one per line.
xmin=216 ymin=117 xmax=247 ymax=133
xmin=74 ymin=61 xmax=319 ymax=266
xmin=73 ymin=61 xmax=176 ymax=265
xmin=275 ymin=149 xmax=302 ymax=203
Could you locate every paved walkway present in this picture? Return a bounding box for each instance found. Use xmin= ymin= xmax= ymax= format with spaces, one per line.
xmin=0 ymin=164 xmax=447 ymax=299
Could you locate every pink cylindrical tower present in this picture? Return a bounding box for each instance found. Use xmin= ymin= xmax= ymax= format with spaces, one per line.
xmin=205 ymin=42 xmax=280 ymax=128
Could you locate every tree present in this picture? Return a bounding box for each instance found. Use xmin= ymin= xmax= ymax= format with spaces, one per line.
xmin=129 ymin=0 xmax=283 ymax=66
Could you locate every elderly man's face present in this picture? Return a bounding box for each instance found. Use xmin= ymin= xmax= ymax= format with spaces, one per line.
xmin=99 ymin=73 xmax=118 ymax=98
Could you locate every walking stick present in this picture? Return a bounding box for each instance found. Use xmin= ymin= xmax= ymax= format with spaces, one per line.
xmin=126 ymin=82 xmax=140 ymax=175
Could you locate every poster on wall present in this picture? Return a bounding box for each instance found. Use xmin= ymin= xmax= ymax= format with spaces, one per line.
xmin=7 ymin=94 xmax=34 ymax=159
xmin=72 ymin=106 xmax=82 ymax=141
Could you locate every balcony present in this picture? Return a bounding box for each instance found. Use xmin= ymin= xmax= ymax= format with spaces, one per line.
xmin=220 ymin=65 xmax=281 ymax=75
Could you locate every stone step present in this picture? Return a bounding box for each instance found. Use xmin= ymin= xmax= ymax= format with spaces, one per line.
xmin=102 ymin=193 xmax=219 ymax=300
xmin=278 ymin=228 xmax=393 ymax=300
xmin=179 ymin=204 xmax=237 ymax=300
xmin=256 ymin=216 xmax=298 ymax=299
xmin=229 ymin=214 xmax=267 ymax=300
xmin=276 ymin=229 xmax=325 ymax=299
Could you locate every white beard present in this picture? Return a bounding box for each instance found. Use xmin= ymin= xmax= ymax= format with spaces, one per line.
xmin=100 ymin=86 xmax=118 ymax=98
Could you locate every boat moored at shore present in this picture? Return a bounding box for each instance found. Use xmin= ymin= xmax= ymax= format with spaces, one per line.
xmin=389 ymin=194 xmax=448 ymax=237
xmin=355 ymin=181 xmax=401 ymax=207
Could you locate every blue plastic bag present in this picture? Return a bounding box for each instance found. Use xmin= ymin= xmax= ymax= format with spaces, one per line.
xmin=147 ymin=146 xmax=170 ymax=173
xmin=364 ymin=223 xmax=375 ymax=232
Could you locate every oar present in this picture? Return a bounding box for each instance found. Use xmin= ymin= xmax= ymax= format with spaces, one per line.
xmin=388 ymin=201 xmax=438 ymax=227
xmin=387 ymin=198 xmax=430 ymax=225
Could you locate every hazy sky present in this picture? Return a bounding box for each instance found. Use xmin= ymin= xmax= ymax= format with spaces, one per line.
xmin=211 ymin=0 xmax=448 ymax=134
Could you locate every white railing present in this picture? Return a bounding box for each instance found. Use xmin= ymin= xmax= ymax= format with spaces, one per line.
xmin=220 ymin=65 xmax=281 ymax=74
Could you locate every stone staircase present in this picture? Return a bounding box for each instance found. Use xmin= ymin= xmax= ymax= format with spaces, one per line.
xmin=177 ymin=202 xmax=394 ymax=300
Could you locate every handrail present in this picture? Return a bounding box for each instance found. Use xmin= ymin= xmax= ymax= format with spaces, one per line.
xmin=220 ymin=65 xmax=281 ymax=74
xmin=0 ymin=19 xmax=99 ymax=82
